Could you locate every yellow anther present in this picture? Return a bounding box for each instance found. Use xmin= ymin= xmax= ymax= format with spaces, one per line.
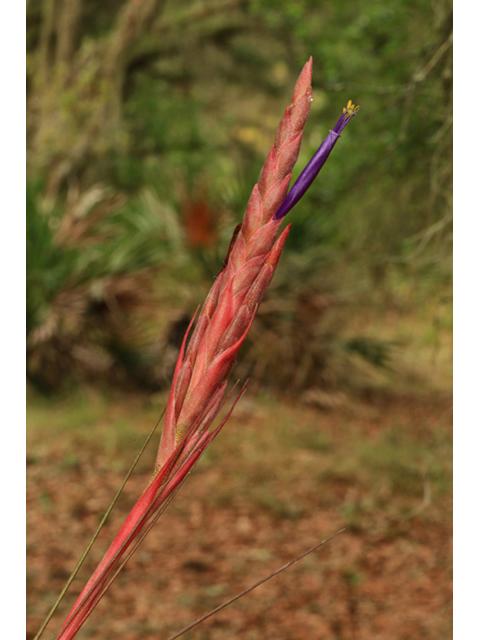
xmin=343 ymin=100 xmax=360 ymax=117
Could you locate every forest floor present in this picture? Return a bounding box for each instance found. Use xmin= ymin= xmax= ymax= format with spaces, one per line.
xmin=27 ymin=383 xmax=452 ymax=640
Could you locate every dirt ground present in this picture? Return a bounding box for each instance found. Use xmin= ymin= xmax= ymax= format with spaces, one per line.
xmin=27 ymin=389 xmax=452 ymax=640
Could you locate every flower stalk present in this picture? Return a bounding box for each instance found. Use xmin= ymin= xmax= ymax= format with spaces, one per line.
xmin=50 ymin=59 xmax=358 ymax=640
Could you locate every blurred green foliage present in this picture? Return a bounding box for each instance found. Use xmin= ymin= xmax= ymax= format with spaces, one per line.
xmin=26 ymin=0 xmax=452 ymax=392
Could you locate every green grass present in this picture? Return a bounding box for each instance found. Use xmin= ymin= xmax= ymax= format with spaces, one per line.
xmin=26 ymin=387 xmax=167 ymax=471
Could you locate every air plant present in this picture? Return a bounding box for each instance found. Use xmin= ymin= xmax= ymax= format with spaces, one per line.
xmin=37 ymin=58 xmax=358 ymax=640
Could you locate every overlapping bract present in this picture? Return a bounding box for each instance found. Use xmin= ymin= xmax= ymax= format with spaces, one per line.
xmin=155 ymin=57 xmax=314 ymax=469
xmin=55 ymin=59 xmax=314 ymax=640
xmin=54 ymin=58 xmax=360 ymax=640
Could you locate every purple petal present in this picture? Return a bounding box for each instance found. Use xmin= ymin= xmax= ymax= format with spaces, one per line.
xmin=274 ymin=104 xmax=358 ymax=221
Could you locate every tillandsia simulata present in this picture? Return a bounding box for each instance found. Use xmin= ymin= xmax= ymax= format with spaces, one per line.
xmin=43 ymin=58 xmax=358 ymax=640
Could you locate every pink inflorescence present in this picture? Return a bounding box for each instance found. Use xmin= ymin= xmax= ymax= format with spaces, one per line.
xmin=155 ymin=57 xmax=316 ymax=471
xmin=54 ymin=60 xmax=358 ymax=640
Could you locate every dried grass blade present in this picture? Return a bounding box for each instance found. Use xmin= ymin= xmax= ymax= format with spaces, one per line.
xmin=33 ymin=410 xmax=164 ymax=640
xmin=167 ymin=529 xmax=346 ymax=640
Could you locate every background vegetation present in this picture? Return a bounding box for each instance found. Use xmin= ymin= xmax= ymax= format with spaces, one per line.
xmin=26 ymin=0 xmax=452 ymax=395
xmin=27 ymin=2 xmax=453 ymax=638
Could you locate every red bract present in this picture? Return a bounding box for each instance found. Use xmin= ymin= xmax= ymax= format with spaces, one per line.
xmin=53 ymin=58 xmax=356 ymax=640
xmin=155 ymin=58 xmax=313 ymax=471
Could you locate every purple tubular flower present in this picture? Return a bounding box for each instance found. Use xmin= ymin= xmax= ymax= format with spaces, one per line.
xmin=273 ymin=100 xmax=359 ymax=220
